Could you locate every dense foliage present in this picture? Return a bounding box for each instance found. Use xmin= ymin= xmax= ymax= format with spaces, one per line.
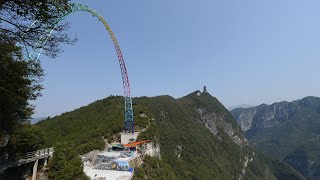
xmin=48 ymin=144 xmax=88 ymax=180
xmin=8 ymin=124 xmax=45 ymax=155
xmin=134 ymin=156 xmax=177 ymax=180
xmin=0 ymin=41 xmax=43 ymax=132
xmin=0 ymin=0 xmax=74 ymax=159
xmin=0 ymin=40 xmax=46 ymax=178
xmin=0 ymin=0 xmax=75 ymax=58
xmin=245 ymin=147 xmax=305 ymax=180
xmin=1 ymin=1 xmax=76 ymax=179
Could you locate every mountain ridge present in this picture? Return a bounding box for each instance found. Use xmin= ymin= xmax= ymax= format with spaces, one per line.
xmin=228 ymin=104 xmax=255 ymax=111
xmin=231 ymin=96 xmax=320 ymax=179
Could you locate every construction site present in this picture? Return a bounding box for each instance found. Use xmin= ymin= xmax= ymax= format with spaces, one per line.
xmin=81 ymin=132 xmax=156 ymax=180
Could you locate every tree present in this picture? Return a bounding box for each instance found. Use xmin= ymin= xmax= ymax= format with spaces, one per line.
xmin=9 ymin=123 xmax=45 ymax=154
xmin=0 ymin=41 xmax=43 ymax=132
xmin=0 ymin=0 xmax=76 ymax=135
xmin=0 ymin=0 xmax=76 ymax=58
xmin=48 ymin=144 xmax=88 ymax=180
xmin=0 ymin=1 xmax=77 ymax=177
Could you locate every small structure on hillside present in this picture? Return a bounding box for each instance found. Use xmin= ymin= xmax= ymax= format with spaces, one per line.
xmin=203 ymin=86 xmax=207 ymax=93
xmin=196 ymin=91 xmax=201 ymax=96
xmin=139 ymin=111 xmax=146 ymax=118
xmin=110 ymin=143 xmax=125 ymax=151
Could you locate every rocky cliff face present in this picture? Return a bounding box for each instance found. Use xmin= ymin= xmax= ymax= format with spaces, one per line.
xmin=195 ymin=101 xmax=251 ymax=179
xmin=182 ymin=91 xmax=247 ymax=144
xmin=196 ymin=107 xmax=248 ymax=146
xmin=232 ymin=99 xmax=305 ymax=131
xmin=140 ymin=141 xmax=161 ymax=159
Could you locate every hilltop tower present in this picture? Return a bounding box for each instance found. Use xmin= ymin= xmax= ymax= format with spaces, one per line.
xmin=203 ymin=86 xmax=207 ymax=93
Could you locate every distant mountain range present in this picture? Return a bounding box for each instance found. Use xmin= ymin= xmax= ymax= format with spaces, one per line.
xmin=228 ymin=104 xmax=255 ymax=111
xmin=30 ymin=117 xmax=46 ymax=124
xmin=231 ymin=96 xmax=320 ymax=179
xmin=37 ymin=91 xmax=304 ymax=179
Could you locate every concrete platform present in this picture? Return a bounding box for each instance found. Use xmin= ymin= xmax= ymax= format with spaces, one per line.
xmin=120 ymin=132 xmax=139 ymax=144
xmin=84 ymin=167 xmax=133 ymax=180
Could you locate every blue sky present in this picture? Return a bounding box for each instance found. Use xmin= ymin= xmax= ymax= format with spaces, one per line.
xmin=33 ymin=0 xmax=320 ymax=117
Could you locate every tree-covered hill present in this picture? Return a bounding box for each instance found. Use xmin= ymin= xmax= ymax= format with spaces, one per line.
xmin=38 ymin=91 xmax=304 ymax=179
xmin=37 ymin=95 xmax=150 ymax=179
xmin=135 ymin=91 xmax=304 ymax=180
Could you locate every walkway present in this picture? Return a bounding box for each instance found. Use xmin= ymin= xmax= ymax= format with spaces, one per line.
xmin=0 ymin=147 xmax=54 ymax=173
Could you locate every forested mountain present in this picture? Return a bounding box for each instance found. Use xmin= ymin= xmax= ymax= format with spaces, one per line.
xmin=38 ymin=91 xmax=304 ymax=179
xmin=231 ymin=96 xmax=320 ymax=179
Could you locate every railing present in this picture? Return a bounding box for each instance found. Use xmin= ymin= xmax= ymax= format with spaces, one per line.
xmin=0 ymin=147 xmax=54 ymax=173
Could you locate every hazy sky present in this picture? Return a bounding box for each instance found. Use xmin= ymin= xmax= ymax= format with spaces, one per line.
xmin=33 ymin=0 xmax=320 ymax=117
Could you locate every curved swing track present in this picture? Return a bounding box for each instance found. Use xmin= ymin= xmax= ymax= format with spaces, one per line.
xmin=25 ymin=3 xmax=134 ymax=133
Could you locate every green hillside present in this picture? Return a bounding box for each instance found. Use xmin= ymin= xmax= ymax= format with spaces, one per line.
xmin=38 ymin=92 xmax=304 ymax=179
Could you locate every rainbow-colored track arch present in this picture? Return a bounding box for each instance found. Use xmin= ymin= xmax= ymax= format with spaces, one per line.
xmin=24 ymin=3 xmax=134 ymax=133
